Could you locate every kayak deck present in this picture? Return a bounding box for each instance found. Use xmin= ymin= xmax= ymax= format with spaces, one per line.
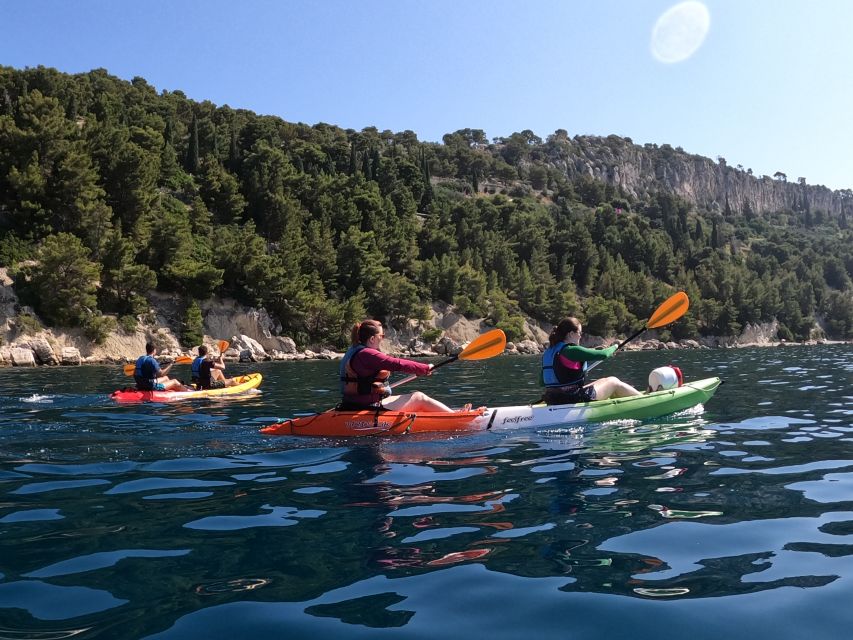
xmin=263 ymin=377 xmax=721 ymax=437
xmin=111 ymin=373 xmax=263 ymax=403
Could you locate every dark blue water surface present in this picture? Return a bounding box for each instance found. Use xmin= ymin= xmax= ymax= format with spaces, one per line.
xmin=1 ymin=345 xmax=852 ymax=639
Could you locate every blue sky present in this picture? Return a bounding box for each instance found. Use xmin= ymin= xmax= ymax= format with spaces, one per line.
xmin=3 ymin=0 xmax=852 ymax=190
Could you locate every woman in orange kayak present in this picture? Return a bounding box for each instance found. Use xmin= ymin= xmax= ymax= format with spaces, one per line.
xmin=340 ymin=320 xmax=464 ymax=412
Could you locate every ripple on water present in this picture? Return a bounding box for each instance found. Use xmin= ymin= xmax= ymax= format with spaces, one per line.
xmin=183 ymin=505 xmax=325 ymax=530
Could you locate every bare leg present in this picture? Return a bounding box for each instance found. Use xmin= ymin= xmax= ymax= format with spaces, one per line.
xmin=161 ymin=378 xmax=188 ymax=392
xmin=383 ymin=391 xmax=455 ymax=413
xmin=589 ymin=376 xmax=642 ymax=400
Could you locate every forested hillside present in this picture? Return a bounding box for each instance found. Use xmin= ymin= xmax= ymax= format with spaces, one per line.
xmin=1 ymin=65 xmax=851 ymax=347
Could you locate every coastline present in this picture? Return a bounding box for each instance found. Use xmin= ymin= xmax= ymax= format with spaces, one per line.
xmin=0 ymin=333 xmax=848 ymax=369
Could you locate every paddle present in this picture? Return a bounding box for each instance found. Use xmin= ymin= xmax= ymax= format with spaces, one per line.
xmin=123 ymin=355 xmax=192 ymax=376
xmin=390 ymin=328 xmax=507 ymax=389
xmin=217 ymin=339 xmax=230 ymax=355
xmin=587 ymin=291 xmax=689 ymax=373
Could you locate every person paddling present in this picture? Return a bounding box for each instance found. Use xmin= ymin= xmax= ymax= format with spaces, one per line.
xmin=541 ymin=318 xmax=641 ymax=405
xmin=134 ymin=342 xmax=190 ymax=392
xmin=196 ymin=344 xmax=237 ymax=390
xmin=340 ymin=320 xmax=466 ymax=412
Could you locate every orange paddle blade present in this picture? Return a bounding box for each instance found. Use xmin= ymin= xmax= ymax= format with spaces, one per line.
xmin=218 ymin=339 xmax=230 ymax=354
xmin=458 ymin=329 xmax=507 ymax=361
xmin=647 ymin=292 xmax=689 ymax=329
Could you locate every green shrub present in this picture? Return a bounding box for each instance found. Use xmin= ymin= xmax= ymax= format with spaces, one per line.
xmin=496 ymin=315 xmax=526 ymax=343
xmin=118 ymin=315 xmax=138 ymax=334
xmin=15 ymin=313 xmax=43 ymax=335
xmin=84 ymin=314 xmax=117 ymax=344
xmin=0 ymin=233 xmax=33 ymax=267
xmin=777 ymin=323 xmax=794 ymax=341
xmin=181 ymin=299 xmax=204 ymax=348
xmin=421 ymin=327 xmax=443 ymax=344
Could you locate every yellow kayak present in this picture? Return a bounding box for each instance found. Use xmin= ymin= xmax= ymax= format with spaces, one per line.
xmin=111 ymin=373 xmax=263 ymax=403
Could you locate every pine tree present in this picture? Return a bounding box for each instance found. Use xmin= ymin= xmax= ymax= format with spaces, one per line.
xmin=181 ymin=298 xmax=204 ymax=347
xmin=185 ymin=114 xmax=200 ymax=174
xmin=362 ymin=150 xmax=372 ymax=180
xmin=163 ymin=118 xmax=173 ymax=146
xmin=227 ymin=126 xmax=240 ymax=172
xmin=349 ymin=145 xmax=358 ymax=175
xmin=371 ymin=149 xmax=380 ymax=181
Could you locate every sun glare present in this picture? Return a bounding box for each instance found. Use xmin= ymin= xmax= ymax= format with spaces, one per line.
xmin=651 ymin=1 xmax=711 ymax=64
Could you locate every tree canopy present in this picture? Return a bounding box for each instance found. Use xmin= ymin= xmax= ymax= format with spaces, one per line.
xmin=1 ymin=65 xmax=851 ymax=346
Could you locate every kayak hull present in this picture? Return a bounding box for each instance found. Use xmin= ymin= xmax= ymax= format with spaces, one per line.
xmin=262 ymin=377 xmax=721 ymax=437
xmin=111 ymin=373 xmax=263 ymax=403
xmin=262 ymin=407 xmax=489 ymax=437
xmin=484 ymin=377 xmax=721 ymax=430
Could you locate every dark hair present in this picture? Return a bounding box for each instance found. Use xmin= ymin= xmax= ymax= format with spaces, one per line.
xmin=351 ymin=319 xmax=383 ymax=345
xmin=145 ymin=342 xmax=156 ymax=354
xmin=198 ymin=345 xmax=208 ymax=356
xmin=549 ymin=317 xmax=581 ymax=346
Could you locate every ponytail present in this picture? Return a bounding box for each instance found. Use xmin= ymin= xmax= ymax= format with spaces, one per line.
xmin=351 ymin=319 xmax=383 ymax=345
xmin=549 ymin=317 xmax=581 ymax=346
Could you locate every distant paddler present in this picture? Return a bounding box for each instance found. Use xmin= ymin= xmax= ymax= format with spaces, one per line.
xmin=134 ymin=342 xmax=191 ymax=392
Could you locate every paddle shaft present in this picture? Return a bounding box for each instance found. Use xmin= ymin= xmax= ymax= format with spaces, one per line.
xmin=585 ymin=326 xmax=644 ymax=374
xmin=390 ymin=355 xmax=457 ymax=390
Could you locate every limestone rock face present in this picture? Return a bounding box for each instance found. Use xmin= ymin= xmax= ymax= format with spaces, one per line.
xmin=737 ymin=321 xmax=779 ymax=345
xmin=29 ymin=337 xmax=58 ymax=365
xmin=232 ymin=334 xmax=267 ymax=362
xmin=0 ymin=268 xmax=19 ymax=334
xmin=11 ymin=347 xmax=36 ymax=367
xmin=61 ymin=347 xmax=82 ymax=365
xmin=515 ymin=340 xmax=541 ymax=355
xmin=549 ymin=135 xmax=849 ymax=218
xmin=201 ymin=301 xmax=292 ymax=353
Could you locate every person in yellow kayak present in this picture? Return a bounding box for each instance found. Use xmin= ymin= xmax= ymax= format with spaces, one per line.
xmin=134 ymin=343 xmax=190 ymax=392
xmin=192 ymin=345 xmax=237 ymax=390
xmin=340 ymin=319 xmax=466 ymax=412
xmin=541 ymin=317 xmax=641 ymax=405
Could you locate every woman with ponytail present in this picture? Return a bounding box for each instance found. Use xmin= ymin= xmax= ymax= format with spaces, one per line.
xmin=541 ymin=317 xmax=641 ymax=405
xmin=339 ymin=319 xmax=463 ymax=412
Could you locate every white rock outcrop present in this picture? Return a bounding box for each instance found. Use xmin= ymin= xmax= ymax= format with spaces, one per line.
xmin=11 ymin=347 xmax=36 ymax=367
xmin=28 ymin=337 xmax=58 ymax=365
xmin=61 ymin=347 xmax=82 ymax=365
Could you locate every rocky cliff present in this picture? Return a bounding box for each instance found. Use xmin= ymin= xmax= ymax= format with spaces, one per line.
xmin=545 ymin=135 xmax=851 ymax=217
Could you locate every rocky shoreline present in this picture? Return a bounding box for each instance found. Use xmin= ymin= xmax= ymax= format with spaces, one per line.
xmin=1 ymin=268 xmax=847 ymax=369
xmin=1 ymin=330 xmax=847 ymax=369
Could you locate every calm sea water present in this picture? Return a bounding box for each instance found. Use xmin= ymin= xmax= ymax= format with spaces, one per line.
xmin=0 ymin=345 xmax=852 ymax=639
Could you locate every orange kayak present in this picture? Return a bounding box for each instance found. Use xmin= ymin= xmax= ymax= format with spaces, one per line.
xmin=261 ymin=407 xmax=487 ymax=437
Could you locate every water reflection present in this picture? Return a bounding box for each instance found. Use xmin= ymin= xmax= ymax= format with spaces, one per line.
xmin=0 ymin=346 xmax=852 ymax=638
